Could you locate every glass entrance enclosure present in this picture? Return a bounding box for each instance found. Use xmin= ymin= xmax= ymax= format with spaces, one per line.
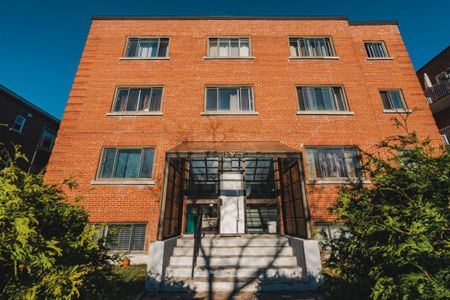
xmin=157 ymin=149 xmax=310 ymax=240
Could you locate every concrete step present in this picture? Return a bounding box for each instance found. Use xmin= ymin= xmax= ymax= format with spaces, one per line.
xmin=165 ymin=266 xmax=302 ymax=279
xmin=169 ymin=255 xmax=298 ymax=267
xmin=172 ymin=245 xmax=293 ymax=256
xmin=177 ymin=236 xmax=288 ymax=248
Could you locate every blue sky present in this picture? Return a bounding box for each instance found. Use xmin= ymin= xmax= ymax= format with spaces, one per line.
xmin=1 ymin=0 xmax=449 ymax=119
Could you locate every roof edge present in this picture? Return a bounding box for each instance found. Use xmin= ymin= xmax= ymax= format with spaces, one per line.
xmin=0 ymin=85 xmax=60 ymax=123
xmin=416 ymin=45 xmax=450 ymax=72
xmin=90 ymin=15 xmax=398 ymax=25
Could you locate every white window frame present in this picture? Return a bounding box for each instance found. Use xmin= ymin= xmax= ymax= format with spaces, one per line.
xmin=12 ymin=115 xmax=26 ymax=133
xmin=121 ymin=36 xmax=170 ymax=60
xmin=288 ymin=36 xmax=338 ymax=59
xmin=206 ymin=37 xmax=253 ymax=59
xmin=108 ymin=86 xmax=164 ymax=115
xmin=364 ymin=41 xmax=391 ymax=59
xmin=202 ymin=86 xmax=258 ymax=115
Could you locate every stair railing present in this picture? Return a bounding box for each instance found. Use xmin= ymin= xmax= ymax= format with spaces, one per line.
xmin=191 ymin=206 xmax=204 ymax=278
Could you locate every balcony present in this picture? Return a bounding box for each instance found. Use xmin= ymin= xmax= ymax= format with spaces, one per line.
xmin=440 ymin=126 xmax=450 ymax=145
xmin=425 ymin=78 xmax=450 ymax=113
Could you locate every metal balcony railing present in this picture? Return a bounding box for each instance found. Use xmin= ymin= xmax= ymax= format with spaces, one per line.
xmin=440 ymin=126 xmax=450 ymax=145
xmin=425 ymin=79 xmax=450 ymax=105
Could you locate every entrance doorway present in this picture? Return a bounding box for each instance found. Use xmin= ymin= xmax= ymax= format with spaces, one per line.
xmin=157 ymin=147 xmax=310 ymax=240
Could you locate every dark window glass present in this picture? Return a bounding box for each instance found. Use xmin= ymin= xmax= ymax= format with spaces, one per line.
xmin=40 ymin=129 xmax=56 ymax=151
xmin=158 ymin=38 xmax=169 ymax=57
xmin=12 ymin=115 xmax=26 ymax=133
xmin=98 ymin=148 xmax=154 ymax=179
xmin=125 ymin=38 xmax=138 ymax=57
xmin=113 ymin=88 xmax=163 ymax=112
xmin=206 ymin=88 xmax=218 ymax=111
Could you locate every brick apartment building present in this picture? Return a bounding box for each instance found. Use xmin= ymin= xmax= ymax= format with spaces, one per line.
xmin=416 ymin=46 xmax=450 ymax=144
xmin=0 ymin=84 xmax=59 ymax=173
xmin=45 ymin=16 xmax=442 ymax=291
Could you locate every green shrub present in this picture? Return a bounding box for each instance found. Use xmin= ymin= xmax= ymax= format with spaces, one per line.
xmin=0 ymin=147 xmax=119 ymax=299
xmin=321 ymin=132 xmax=450 ymax=299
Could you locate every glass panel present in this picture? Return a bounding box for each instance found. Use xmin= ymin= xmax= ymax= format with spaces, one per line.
xmin=158 ymin=38 xmax=169 ymax=57
xmin=137 ymin=39 xmax=151 ymax=57
xmin=380 ymin=91 xmax=391 ymax=109
xmin=289 ymin=39 xmax=299 ymax=57
xmin=333 ymin=87 xmax=347 ymax=111
xmin=114 ymin=89 xmax=129 ymax=112
xmin=344 ymin=148 xmax=359 ymax=178
xmin=108 ymin=225 xmax=132 ymax=251
xmin=209 ymin=38 xmax=218 ymax=56
xmin=100 ymin=148 xmax=116 ymax=178
xmin=149 ymin=39 xmax=159 ymax=57
xmin=230 ymin=39 xmax=239 ymax=57
xmin=239 ymin=38 xmax=250 ymax=56
xmin=325 ymin=38 xmax=334 ymax=56
xmin=130 ymin=224 xmax=146 ymax=251
xmin=316 ymin=149 xmax=348 ymax=178
xmin=314 ymin=88 xmax=325 ymax=110
xmin=241 ymin=88 xmax=250 ymax=111
xmin=306 ymin=149 xmax=317 ymax=179
xmin=126 ymin=89 xmax=140 ymax=111
xmin=219 ymin=39 xmax=229 ymax=57
xmin=114 ymin=149 xmax=141 ymax=178
xmin=126 ymin=38 xmax=138 ymax=57
xmin=218 ymin=88 xmax=236 ymax=111
xmin=140 ymin=149 xmax=155 ymax=178
xmin=150 ymin=88 xmax=163 ymax=111
xmin=322 ymin=87 xmax=335 ymax=110
xmin=138 ymin=89 xmax=152 ymax=111
xmin=388 ymin=91 xmax=405 ymax=109
xmin=206 ymin=88 xmax=217 ymax=111
xmin=299 ymin=39 xmax=307 ymax=56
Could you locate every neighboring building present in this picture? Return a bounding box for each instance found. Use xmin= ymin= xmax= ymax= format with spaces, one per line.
xmin=416 ymin=46 xmax=450 ymax=144
xmin=0 ymin=85 xmax=60 ymax=173
xmin=45 ymin=16 xmax=442 ymax=292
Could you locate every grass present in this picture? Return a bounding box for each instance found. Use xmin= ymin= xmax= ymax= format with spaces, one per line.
xmin=111 ymin=264 xmax=147 ymax=300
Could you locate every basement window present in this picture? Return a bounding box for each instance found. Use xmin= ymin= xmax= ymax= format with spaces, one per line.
xmin=95 ymin=223 xmax=147 ymax=252
xmin=124 ymin=37 xmax=169 ymax=58
xmin=98 ymin=148 xmax=155 ymax=179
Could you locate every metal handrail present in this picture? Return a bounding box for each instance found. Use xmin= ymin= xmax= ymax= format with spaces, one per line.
xmin=191 ymin=206 xmax=204 ymax=278
xmin=425 ymin=79 xmax=450 ymax=104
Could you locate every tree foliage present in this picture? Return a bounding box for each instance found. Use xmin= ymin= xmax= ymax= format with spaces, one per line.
xmin=321 ymin=132 xmax=450 ymax=299
xmin=0 ymin=147 xmax=118 ymax=299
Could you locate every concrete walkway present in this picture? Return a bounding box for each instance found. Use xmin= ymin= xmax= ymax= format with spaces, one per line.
xmin=141 ymin=290 xmax=323 ymax=300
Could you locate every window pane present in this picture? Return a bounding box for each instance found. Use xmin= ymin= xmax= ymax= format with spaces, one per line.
xmin=138 ymin=89 xmax=152 ymax=111
xmin=108 ymin=225 xmax=132 ymax=251
xmin=219 ymin=39 xmax=229 ymax=56
xmin=150 ymin=88 xmax=163 ymax=111
xmin=239 ymin=39 xmax=250 ymax=56
xmin=322 ymin=88 xmax=335 ymax=110
xmin=325 ymin=38 xmax=334 ymax=56
xmin=230 ymin=39 xmax=239 ymax=57
xmin=114 ymin=149 xmax=141 ymax=178
xmin=140 ymin=149 xmax=155 ymax=178
xmin=126 ymin=38 xmax=138 ymax=57
xmin=126 ymin=89 xmax=140 ymax=111
xmin=241 ymin=88 xmax=250 ymax=111
xmin=299 ymin=39 xmax=307 ymax=56
xmin=41 ymin=130 xmax=56 ymax=150
xmin=315 ymin=149 xmax=348 ymax=178
xmin=209 ymin=38 xmax=218 ymax=56
xmin=137 ymin=39 xmax=151 ymax=57
xmin=114 ymin=89 xmax=129 ymax=112
xmin=149 ymin=39 xmax=159 ymax=57
xmin=218 ymin=88 xmax=238 ymax=111
xmin=380 ymin=91 xmax=391 ymax=109
xmin=158 ymin=38 xmax=169 ymax=57
xmin=206 ymin=88 xmax=217 ymax=111
xmin=289 ymin=39 xmax=299 ymax=57
xmin=333 ymin=87 xmax=347 ymax=111
xmin=314 ymin=88 xmax=325 ymax=110
xmin=297 ymin=87 xmax=305 ymax=110
xmin=100 ymin=148 xmax=116 ymax=178
xmin=305 ymin=149 xmax=317 ymax=179
xmin=130 ymin=224 xmax=146 ymax=251
xmin=344 ymin=148 xmax=360 ymax=178
xmin=388 ymin=91 xmax=405 ymax=109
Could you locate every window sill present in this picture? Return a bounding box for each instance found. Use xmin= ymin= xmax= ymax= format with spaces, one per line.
xmin=296 ymin=111 xmax=354 ymax=116
xmin=203 ymin=56 xmax=255 ymax=60
xmin=200 ymin=112 xmax=259 ymax=116
xmin=366 ymin=57 xmax=394 ymax=61
xmin=119 ymin=57 xmax=170 ymax=60
xmin=90 ymin=179 xmax=156 ymax=186
xmin=289 ymin=56 xmax=340 ymax=60
xmin=383 ymin=109 xmax=412 ymax=114
xmin=105 ymin=112 xmax=163 ymax=116
xmin=307 ymin=179 xmax=370 ymax=185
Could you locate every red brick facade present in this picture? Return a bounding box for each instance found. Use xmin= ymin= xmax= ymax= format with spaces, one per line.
xmin=45 ymin=17 xmax=442 ymax=252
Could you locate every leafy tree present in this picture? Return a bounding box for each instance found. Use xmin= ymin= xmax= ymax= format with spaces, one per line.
xmin=0 ymin=146 xmax=119 ymax=299
xmin=321 ymin=131 xmax=450 ymax=299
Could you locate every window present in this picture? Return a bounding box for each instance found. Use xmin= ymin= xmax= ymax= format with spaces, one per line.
xmin=306 ymin=147 xmax=361 ymax=179
xmin=112 ymin=87 xmax=163 ymax=113
xmin=365 ymin=42 xmax=389 ymax=58
xmin=297 ymin=86 xmax=349 ymax=112
xmin=380 ymin=90 xmax=407 ymax=111
xmin=289 ymin=37 xmax=336 ymax=57
xmin=98 ymin=148 xmax=155 ymax=179
xmin=95 ymin=223 xmax=147 ymax=252
xmin=208 ymin=37 xmax=251 ymax=57
xmin=40 ymin=129 xmax=56 ymax=151
xmin=205 ymin=86 xmax=254 ymax=113
xmin=124 ymin=37 xmax=169 ymax=58
xmin=12 ymin=115 xmax=26 ymax=133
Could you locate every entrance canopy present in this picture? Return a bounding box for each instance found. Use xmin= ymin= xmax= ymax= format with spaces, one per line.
xmin=166 ymin=141 xmax=300 ymax=158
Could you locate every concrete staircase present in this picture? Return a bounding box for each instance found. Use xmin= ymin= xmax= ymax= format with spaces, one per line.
xmin=163 ymin=235 xmax=308 ymax=292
